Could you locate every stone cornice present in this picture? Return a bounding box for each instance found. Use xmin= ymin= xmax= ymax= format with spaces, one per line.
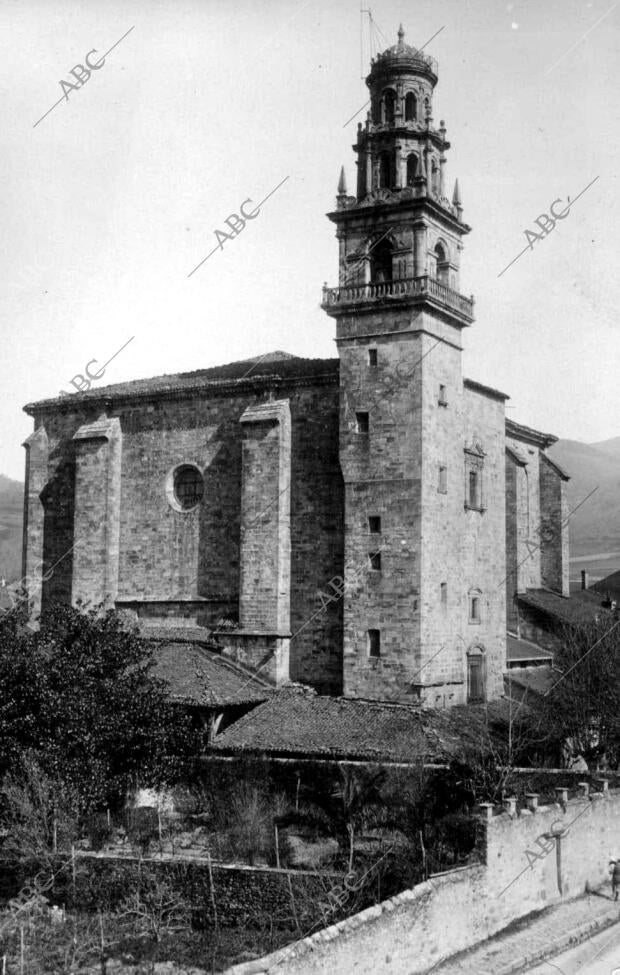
xmin=506 ymin=418 xmax=558 ymax=449
xmin=327 ymin=196 xmax=470 ymax=235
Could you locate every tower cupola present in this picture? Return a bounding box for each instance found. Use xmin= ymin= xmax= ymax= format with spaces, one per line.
xmin=322 ymin=26 xmax=473 ymax=325
xmin=352 ymin=26 xmax=455 ymax=209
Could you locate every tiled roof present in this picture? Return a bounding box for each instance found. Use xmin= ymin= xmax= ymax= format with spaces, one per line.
xmin=24 ymin=353 xmax=340 ymax=412
xmin=151 ymin=642 xmax=272 ymax=707
xmin=518 ymin=588 xmax=612 ymax=626
xmin=591 ymin=570 xmax=620 ymax=595
xmin=507 ymin=634 xmax=553 ymax=663
xmin=505 ymin=665 xmax=556 ymax=698
xmin=139 ymin=623 xmax=221 ymax=645
xmin=211 ymin=686 xmax=513 ymax=762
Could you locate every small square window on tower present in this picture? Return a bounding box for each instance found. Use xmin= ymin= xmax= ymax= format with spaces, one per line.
xmin=368 ymin=348 xmax=378 ymax=368
xmin=438 ymin=384 xmax=448 ymax=406
xmin=368 ymin=629 xmax=381 ymax=657
xmin=369 ymin=551 xmax=382 ymax=571
xmin=355 ymin=411 xmax=369 ymax=435
xmin=438 ymin=465 xmax=448 ymax=494
xmin=368 ymin=516 xmax=381 ymax=534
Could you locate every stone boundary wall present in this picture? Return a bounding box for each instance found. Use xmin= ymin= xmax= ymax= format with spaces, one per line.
xmin=0 ymin=854 xmax=332 ymax=930
xmin=225 ymin=785 xmax=619 ymax=974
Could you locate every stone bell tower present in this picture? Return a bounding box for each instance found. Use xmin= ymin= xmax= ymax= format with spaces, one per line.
xmin=322 ymin=27 xmax=481 ymax=707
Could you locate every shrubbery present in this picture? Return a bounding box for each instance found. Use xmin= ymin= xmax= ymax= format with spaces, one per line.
xmin=0 ymin=603 xmax=200 ymax=814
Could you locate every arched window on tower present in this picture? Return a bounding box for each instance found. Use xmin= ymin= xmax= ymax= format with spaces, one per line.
xmin=378 ymin=152 xmax=394 ymax=189
xmin=383 ymin=89 xmax=396 ymax=124
xmin=433 ymin=243 xmax=450 ymax=286
xmin=405 ymin=92 xmax=417 ymax=121
xmin=406 ymin=153 xmax=418 ymax=186
xmin=370 ymin=238 xmax=393 ymax=284
xmin=371 ymin=97 xmax=381 ymax=124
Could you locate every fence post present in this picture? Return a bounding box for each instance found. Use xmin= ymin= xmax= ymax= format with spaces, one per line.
xmin=274 ymin=824 xmax=280 ymax=869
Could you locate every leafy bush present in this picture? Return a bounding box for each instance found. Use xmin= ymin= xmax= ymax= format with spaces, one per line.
xmin=0 ymin=603 xmax=201 ymax=813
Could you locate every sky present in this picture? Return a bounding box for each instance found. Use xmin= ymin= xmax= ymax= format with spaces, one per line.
xmin=1 ymin=0 xmax=619 ymax=479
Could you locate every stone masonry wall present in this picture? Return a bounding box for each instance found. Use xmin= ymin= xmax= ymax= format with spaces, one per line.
xmin=228 ymin=786 xmax=620 ymax=975
xmin=238 ymin=400 xmax=291 ymax=634
xmin=72 ymin=416 xmax=122 ymax=608
xmin=507 ymin=435 xmax=542 ymax=594
xmin=21 ymin=426 xmax=49 ymax=618
xmin=418 ymin=325 xmax=465 ymax=704
xmin=23 ymin=378 xmax=344 ymax=694
xmin=539 ymin=455 xmax=569 ymax=596
xmin=505 ymin=453 xmax=519 ymax=632
xmin=338 ymin=308 xmax=425 ymax=701
xmin=459 ymin=386 xmax=506 ymax=704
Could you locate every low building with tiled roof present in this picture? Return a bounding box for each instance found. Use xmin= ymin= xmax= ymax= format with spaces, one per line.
xmin=590 ymin=568 xmax=620 ymax=604
xmin=20 ymin=28 xmax=573 ymax=715
xmin=504 ymin=665 xmax=557 ymax=705
xmin=210 ymin=686 xmax=512 ymax=764
xmin=506 ymin=634 xmax=553 ymax=668
xmin=152 ymin=642 xmax=272 ymax=708
xmin=151 ymin=641 xmax=272 ymax=741
xmin=514 ymin=587 xmax=614 ymax=655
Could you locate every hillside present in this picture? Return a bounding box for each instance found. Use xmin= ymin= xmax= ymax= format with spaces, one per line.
xmin=547 ymin=437 xmax=620 ymax=586
xmin=548 ymin=439 xmax=620 ymax=554
xmin=0 ymin=475 xmax=23 ymax=582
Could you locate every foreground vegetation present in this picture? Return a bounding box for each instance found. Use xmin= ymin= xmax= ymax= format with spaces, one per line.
xmin=0 ymin=603 xmax=617 ymax=971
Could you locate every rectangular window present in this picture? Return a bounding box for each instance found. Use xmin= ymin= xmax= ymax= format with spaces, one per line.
xmin=368 ymin=516 xmax=381 ymax=534
xmin=356 ymin=411 xmax=369 ymax=434
xmin=368 ymin=348 xmax=378 ymax=367
xmin=464 ymin=451 xmax=485 ymax=511
xmin=438 ymin=384 xmax=448 ymax=406
xmin=468 ymin=470 xmax=480 ymax=508
xmin=438 ymin=465 xmax=447 ymax=493
xmin=440 ymin=582 xmax=447 ymax=607
xmin=369 ymin=551 xmax=382 ymax=571
xmin=368 ymin=629 xmax=381 ymax=657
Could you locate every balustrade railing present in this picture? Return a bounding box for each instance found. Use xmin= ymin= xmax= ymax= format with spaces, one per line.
xmin=321 ymin=275 xmax=475 ymax=318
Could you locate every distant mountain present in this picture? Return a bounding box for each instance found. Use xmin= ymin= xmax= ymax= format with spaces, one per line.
xmin=0 ymin=475 xmax=23 ymax=583
xmin=586 ymin=435 xmax=620 ymax=459
xmin=548 ymin=437 xmax=620 ymax=584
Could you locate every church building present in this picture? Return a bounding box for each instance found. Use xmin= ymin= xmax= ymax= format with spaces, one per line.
xmin=21 ymin=28 xmax=570 ymax=709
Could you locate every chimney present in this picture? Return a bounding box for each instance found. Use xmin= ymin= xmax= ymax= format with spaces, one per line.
xmin=581 ymin=570 xmax=589 ymax=591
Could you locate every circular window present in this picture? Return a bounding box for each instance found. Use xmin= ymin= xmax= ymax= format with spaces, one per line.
xmin=167 ymin=464 xmax=204 ymax=512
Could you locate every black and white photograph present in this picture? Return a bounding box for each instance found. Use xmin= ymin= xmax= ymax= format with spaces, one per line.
xmin=1 ymin=0 xmax=619 ymax=971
